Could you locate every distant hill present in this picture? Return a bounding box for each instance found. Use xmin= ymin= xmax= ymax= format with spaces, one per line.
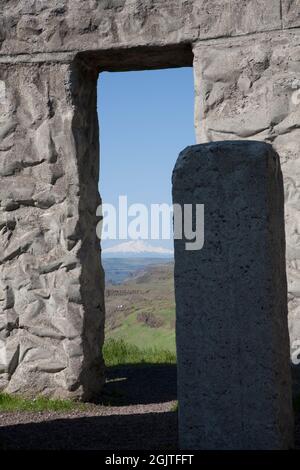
xmin=104 ymin=261 xmax=176 ymax=353
xmin=102 ymin=257 xmax=173 ymax=285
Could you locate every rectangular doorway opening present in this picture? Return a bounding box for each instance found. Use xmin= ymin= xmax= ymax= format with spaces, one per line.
xmin=96 ymin=65 xmax=195 ymax=447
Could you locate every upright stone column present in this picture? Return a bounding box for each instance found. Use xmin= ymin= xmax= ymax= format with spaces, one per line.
xmin=193 ymin=30 xmax=300 ymax=360
xmin=173 ymin=141 xmax=294 ymax=449
xmin=0 ymin=58 xmax=105 ymax=399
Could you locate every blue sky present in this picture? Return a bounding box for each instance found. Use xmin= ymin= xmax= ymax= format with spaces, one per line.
xmin=97 ymin=67 xmax=195 ymax=249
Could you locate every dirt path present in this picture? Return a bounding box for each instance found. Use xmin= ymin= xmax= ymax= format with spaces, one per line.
xmin=0 ymin=364 xmax=299 ymax=450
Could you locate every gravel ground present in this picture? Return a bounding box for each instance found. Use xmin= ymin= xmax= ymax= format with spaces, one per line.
xmin=0 ymin=364 xmax=299 ymax=450
xmin=0 ymin=364 xmax=178 ymax=450
xmin=0 ymin=405 xmax=178 ymax=450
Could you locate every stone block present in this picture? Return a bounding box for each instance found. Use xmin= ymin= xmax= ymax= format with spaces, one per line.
xmin=173 ymin=141 xmax=294 ymax=449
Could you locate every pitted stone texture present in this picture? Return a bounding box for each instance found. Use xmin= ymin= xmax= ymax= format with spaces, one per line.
xmin=193 ymin=30 xmax=300 ymax=357
xmin=0 ymin=60 xmax=105 ymax=399
xmin=197 ymin=0 xmax=281 ymax=39
xmin=282 ymin=0 xmax=300 ymax=29
xmin=0 ymin=0 xmax=283 ymax=56
xmin=173 ymin=142 xmax=294 ymax=450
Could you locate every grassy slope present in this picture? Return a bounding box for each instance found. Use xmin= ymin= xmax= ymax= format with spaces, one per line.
xmin=103 ymin=338 xmax=176 ymax=367
xmin=105 ymin=263 xmax=176 ymax=352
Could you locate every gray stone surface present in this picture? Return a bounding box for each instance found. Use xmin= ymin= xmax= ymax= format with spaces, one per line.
xmin=282 ymin=0 xmax=300 ymax=29
xmin=173 ymin=142 xmax=294 ymax=450
xmin=0 ymin=59 xmax=105 ymax=399
xmin=0 ymin=0 xmax=299 ymax=418
xmin=193 ymin=29 xmax=300 ymax=358
xmin=0 ymin=0 xmax=283 ymax=56
xmin=198 ymin=0 xmax=282 ymax=39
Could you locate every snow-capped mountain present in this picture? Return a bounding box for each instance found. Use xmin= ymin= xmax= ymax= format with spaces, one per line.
xmin=102 ymin=240 xmax=174 ymax=258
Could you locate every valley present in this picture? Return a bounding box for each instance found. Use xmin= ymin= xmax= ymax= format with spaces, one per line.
xmin=103 ymin=259 xmax=176 ymax=353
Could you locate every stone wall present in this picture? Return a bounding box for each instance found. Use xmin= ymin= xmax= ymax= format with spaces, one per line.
xmin=193 ymin=28 xmax=300 ymax=352
xmin=0 ymin=0 xmax=299 ymax=399
xmin=0 ymin=1 xmax=284 ymax=55
xmin=0 ymin=59 xmax=105 ymax=399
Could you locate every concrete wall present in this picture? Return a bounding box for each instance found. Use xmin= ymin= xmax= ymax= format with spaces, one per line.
xmin=0 ymin=59 xmax=104 ymax=399
xmin=193 ymin=28 xmax=300 ymax=353
xmin=0 ymin=0 xmax=299 ymax=402
xmin=0 ymin=1 xmax=285 ymax=55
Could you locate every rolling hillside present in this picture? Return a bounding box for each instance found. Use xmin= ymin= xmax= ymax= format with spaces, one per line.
xmin=104 ymin=261 xmax=176 ymax=353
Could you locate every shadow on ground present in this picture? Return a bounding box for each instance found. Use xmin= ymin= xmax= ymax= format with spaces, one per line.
xmin=0 ymin=411 xmax=178 ymax=450
xmin=99 ymin=363 xmax=177 ymax=406
xmin=0 ymin=364 xmax=178 ymax=450
xmin=1 ymin=364 xmax=299 ymax=450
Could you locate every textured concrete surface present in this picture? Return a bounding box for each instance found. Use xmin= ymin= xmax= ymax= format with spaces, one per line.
xmin=0 ymin=59 xmax=105 ymax=399
xmin=0 ymin=1 xmax=299 ymax=409
xmin=0 ymin=1 xmax=283 ymax=56
xmin=282 ymin=0 xmax=300 ymax=29
xmin=173 ymin=142 xmax=294 ymax=450
xmin=194 ymin=29 xmax=300 ymax=358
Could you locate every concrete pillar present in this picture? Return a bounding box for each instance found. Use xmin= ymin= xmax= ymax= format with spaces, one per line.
xmin=0 ymin=58 xmax=105 ymax=399
xmin=173 ymin=141 xmax=294 ymax=449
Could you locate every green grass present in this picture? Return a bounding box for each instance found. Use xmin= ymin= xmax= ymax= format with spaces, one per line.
xmin=0 ymin=339 xmax=176 ymax=412
xmin=103 ymin=338 xmax=176 ymax=367
xmin=0 ymin=393 xmax=81 ymax=412
xmin=171 ymin=401 xmax=178 ymax=412
xmin=105 ymin=263 xmax=176 ymax=353
xmin=106 ymin=309 xmax=176 ymax=353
